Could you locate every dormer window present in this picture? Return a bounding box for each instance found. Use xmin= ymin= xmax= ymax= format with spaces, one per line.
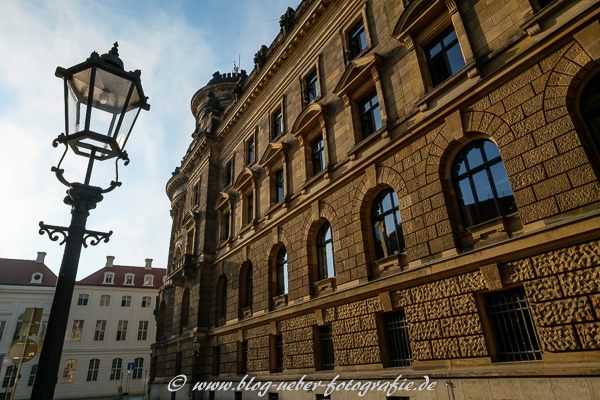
xmin=30 ymin=273 xmax=43 ymax=284
xmin=124 ymin=274 xmax=135 ymax=286
xmin=104 ymin=273 xmax=115 ymax=285
xmin=143 ymin=275 xmax=154 ymax=287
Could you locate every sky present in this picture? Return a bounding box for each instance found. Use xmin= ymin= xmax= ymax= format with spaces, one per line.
xmin=0 ymin=0 xmax=296 ymax=279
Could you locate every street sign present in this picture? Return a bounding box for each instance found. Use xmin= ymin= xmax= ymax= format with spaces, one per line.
xmin=127 ymin=362 xmax=135 ymax=371
xmin=20 ymin=308 xmax=43 ymax=336
xmin=9 ymin=339 xmax=38 ymax=363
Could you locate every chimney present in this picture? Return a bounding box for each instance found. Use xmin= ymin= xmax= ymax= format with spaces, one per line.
xmin=145 ymin=258 xmax=153 ymax=270
xmin=106 ymin=256 xmax=115 ymax=268
xmin=36 ymin=252 xmax=46 ymax=263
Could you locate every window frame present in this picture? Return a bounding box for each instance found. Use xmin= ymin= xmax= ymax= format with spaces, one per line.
xmin=94 ymin=320 xmax=106 ymax=341
xmin=99 ymin=294 xmax=111 ymax=306
xmin=110 ymin=358 xmax=123 ymax=380
xmin=103 ymin=272 xmax=115 ymax=285
xmin=316 ymin=325 xmax=335 ymax=371
xmin=138 ymin=321 xmax=149 ymax=341
xmin=271 ymin=334 xmax=284 ymax=373
xmin=87 ymin=359 xmax=100 ymax=382
xmin=341 ymin=9 xmax=372 ymax=63
xmin=116 ymin=320 xmax=128 ymax=341
xmin=70 ymin=320 xmax=84 ymax=341
xmin=358 ymin=90 xmax=382 ymax=140
xmin=27 ymin=364 xmax=38 ymax=386
xmin=62 ymin=359 xmax=76 ymax=383
xmin=124 ymin=273 xmax=135 ymax=286
xmin=275 ymin=246 xmax=289 ymax=297
xmin=133 ymin=357 xmax=144 ymax=379
xmin=381 ymin=309 xmax=412 ymax=367
xmin=271 ymin=106 xmax=284 ymax=141
xmin=77 ymin=293 xmax=89 ymax=306
xmin=121 ymin=295 xmax=132 ymax=307
xmin=316 ymin=222 xmax=335 ymax=281
xmin=371 ymin=188 xmax=406 ymax=260
xmin=141 ymin=296 xmax=151 ymax=308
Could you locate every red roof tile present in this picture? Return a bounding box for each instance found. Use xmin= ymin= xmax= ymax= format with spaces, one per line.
xmin=0 ymin=258 xmax=57 ymax=286
xmin=77 ymin=265 xmax=166 ymax=288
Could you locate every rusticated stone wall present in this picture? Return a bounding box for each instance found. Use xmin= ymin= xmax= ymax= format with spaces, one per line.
xmin=328 ymin=297 xmax=383 ymax=365
xmin=280 ymin=313 xmax=317 ymax=369
xmin=216 ymin=332 xmax=240 ymax=374
xmin=245 ymin=325 xmax=270 ymax=372
xmin=503 ymin=239 xmax=600 ymax=351
xmin=391 ymin=270 xmax=488 ymax=360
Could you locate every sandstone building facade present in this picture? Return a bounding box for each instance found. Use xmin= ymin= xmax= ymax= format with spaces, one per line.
xmin=151 ymin=0 xmax=600 ymax=398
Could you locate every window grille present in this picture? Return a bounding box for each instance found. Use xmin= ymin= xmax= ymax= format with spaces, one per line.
xmin=485 ymin=287 xmax=542 ymax=362
xmin=319 ymin=325 xmax=335 ymax=370
xmin=383 ymin=310 xmax=412 ymax=367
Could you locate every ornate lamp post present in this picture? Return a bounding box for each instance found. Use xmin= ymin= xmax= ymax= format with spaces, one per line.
xmin=190 ymin=337 xmax=200 ymax=400
xmin=31 ymin=43 xmax=149 ymax=400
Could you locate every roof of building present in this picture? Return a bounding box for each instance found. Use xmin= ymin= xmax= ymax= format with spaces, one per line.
xmin=77 ymin=265 xmax=166 ymax=289
xmin=0 ymin=258 xmax=57 ymax=287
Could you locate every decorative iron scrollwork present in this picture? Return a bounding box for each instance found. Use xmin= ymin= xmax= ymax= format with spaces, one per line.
xmin=38 ymin=221 xmax=68 ymax=245
xmin=82 ymin=229 xmax=113 ymax=248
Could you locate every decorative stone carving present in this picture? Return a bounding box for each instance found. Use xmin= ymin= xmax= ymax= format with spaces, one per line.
xmin=537 ymin=325 xmax=579 ymax=351
xmin=279 ymin=7 xmax=295 ymax=36
xmin=254 ymin=45 xmax=269 ymax=69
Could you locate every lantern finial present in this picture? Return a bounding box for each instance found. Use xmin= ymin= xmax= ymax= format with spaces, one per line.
xmin=100 ymin=42 xmax=124 ymax=70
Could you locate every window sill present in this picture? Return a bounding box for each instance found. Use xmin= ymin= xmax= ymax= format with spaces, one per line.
xmin=270 ymin=132 xmax=287 ymax=143
xmin=241 ymin=306 xmax=253 ymax=319
xmin=347 ymin=126 xmax=390 ymax=160
xmin=521 ymin=0 xmax=566 ymax=36
xmin=415 ymin=59 xmax=478 ymax=112
xmin=272 ymin=294 xmax=288 ymax=310
xmin=374 ymin=253 xmax=407 ymax=277
xmin=460 ymin=213 xmax=522 ymax=249
xmin=314 ymin=277 xmax=336 ymax=296
xmin=238 ymin=221 xmax=258 ymax=237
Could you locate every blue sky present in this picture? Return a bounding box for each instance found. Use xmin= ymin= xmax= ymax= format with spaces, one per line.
xmin=0 ymin=0 xmax=296 ymax=278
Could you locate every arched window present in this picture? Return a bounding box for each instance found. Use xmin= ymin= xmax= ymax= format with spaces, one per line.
xmin=180 ymin=288 xmax=190 ymax=334
xmin=580 ymin=73 xmax=600 ymax=152
xmin=372 ymin=189 xmax=405 ymax=259
xmin=216 ymin=275 xmax=227 ymax=325
xmin=316 ymin=222 xmax=335 ymax=280
xmin=133 ymin=357 xmax=144 ymax=379
xmin=452 ymin=139 xmax=516 ymax=227
xmin=276 ymin=247 xmax=289 ymax=296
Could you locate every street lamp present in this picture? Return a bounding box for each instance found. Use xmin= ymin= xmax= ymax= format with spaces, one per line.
xmin=190 ymin=337 xmax=200 ymax=400
xmin=31 ymin=43 xmax=149 ymax=400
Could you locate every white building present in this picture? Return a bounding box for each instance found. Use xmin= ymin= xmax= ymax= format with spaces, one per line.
xmin=53 ymin=256 xmax=165 ymax=399
xmin=0 ymin=252 xmax=56 ymax=400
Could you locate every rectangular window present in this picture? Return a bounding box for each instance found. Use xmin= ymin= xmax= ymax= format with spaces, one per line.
xmin=121 ymin=296 xmax=131 ymax=307
xmin=383 ymin=310 xmax=412 ymax=367
xmin=2 ymin=366 xmax=15 ymax=388
xmin=275 ymin=169 xmax=284 ymax=203
xmin=116 ymin=320 xmax=128 ymax=341
xmin=348 ymin=20 xmax=368 ymax=59
xmin=273 ymin=334 xmax=283 ymax=373
xmin=142 ymin=296 xmax=151 ymax=308
xmin=104 ymin=273 xmax=114 ymax=284
xmin=485 ymin=287 xmax=542 ymax=362
xmin=247 ymin=194 xmax=254 ymax=225
xmin=125 ymin=275 xmax=134 ymax=285
xmin=425 ymin=26 xmax=465 ymax=88
xmin=70 ymin=320 xmax=84 ymax=341
xmin=194 ymin=182 xmax=200 ymax=206
xmin=359 ymin=91 xmax=382 ymax=139
xmin=77 ymin=294 xmax=89 ymax=306
xmin=311 ymin=136 xmax=325 ymax=175
xmin=318 ymin=325 xmax=335 ymax=370
xmin=87 ymin=359 xmax=100 ymax=382
xmin=306 ymin=69 xmax=319 ymax=103
xmin=99 ymin=295 xmax=110 ymax=306
xmin=247 ymin=137 xmax=255 ymax=164
xmin=62 ymin=359 xmax=76 ymax=383
xmin=138 ymin=321 xmax=149 ymax=341
xmin=272 ymin=108 xmax=283 ymax=139
xmin=144 ymin=276 xmax=154 ymax=286
xmin=110 ymin=358 xmax=122 ymax=380
xmin=27 ymin=364 xmax=37 ymax=386
xmin=94 ymin=320 xmax=106 ymax=341
xmin=223 ymin=212 xmax=230 ymax=240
